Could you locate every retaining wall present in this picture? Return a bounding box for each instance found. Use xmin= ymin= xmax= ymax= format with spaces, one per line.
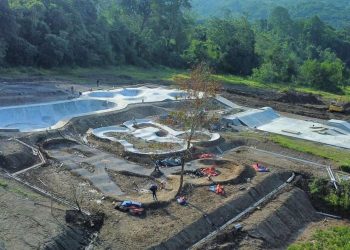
xmin=150 ymin=171 xmax=291 ymax=250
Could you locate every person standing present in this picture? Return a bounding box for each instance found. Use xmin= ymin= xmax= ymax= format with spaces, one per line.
xmin=150 ymin=184 xmax=158 ymax=201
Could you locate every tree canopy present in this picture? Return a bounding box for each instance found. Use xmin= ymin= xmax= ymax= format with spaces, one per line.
xmin=0 ymin=1 xmax=350 ymax=92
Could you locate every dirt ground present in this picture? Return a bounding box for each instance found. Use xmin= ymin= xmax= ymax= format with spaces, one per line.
xmin=0 ymin=78 xmax=349 ymax=249
xmin=292 ymin=218 xmax=350 ymax=244
xmin=0 ymin=138 xmax=40 ymax=173
xmin=223 ymin=147 xmax=329 ymax=178
xmin=0 ymin=175 xmax=67 ymax=250
xmin=95 ymin=171 xmax=272 ymax=250
xmin=19 ymin=162 xmax=103 ymax=206
xmin=0 ymin=80 xmax=79 ymax=106
xmin=13 ymin=153 xmax=261 ymax=249
xmin=222 ymin=85 xmax=350 ymax=121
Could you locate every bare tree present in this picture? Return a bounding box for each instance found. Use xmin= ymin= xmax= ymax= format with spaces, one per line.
xmin=172 ymin=63 xmax=221 ymax=195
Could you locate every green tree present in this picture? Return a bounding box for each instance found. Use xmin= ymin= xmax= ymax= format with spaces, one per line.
xmin=173 ymin=63 xmax=220 ymax=195
xmin=299 ymin=51 xmax=345 ymax=92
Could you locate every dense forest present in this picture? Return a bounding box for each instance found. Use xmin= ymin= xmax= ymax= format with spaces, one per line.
xmin=1 ymin=0 xmax=350 ymax=92
xmin=191 ymin=0 xmax=350 ymax=28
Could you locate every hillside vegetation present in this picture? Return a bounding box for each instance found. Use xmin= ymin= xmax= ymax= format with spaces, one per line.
xmin=0 ymin=0 xmax=350 ymax=95
xmin=191 ymin=0 xmax=350 ymax=28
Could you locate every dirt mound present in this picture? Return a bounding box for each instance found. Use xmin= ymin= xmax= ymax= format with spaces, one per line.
xmin=277 ymin=91 xmax=324 ymax=105
xmin=0 ymin=139 xmax=39 ymax=173
xmin=65 ymin=210 xmax=105 ymax=232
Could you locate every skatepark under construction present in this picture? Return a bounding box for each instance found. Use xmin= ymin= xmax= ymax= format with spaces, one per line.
xmin=0 ymin=85 xmax=349 ymax=148
xmin=0 ymin=83 xmax=349 ymax=250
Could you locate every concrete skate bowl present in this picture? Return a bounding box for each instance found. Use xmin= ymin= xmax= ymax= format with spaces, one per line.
xmin=91 ymin=124 xmax=186 ymax=156
xmin=90 ymin=119 xmax=220 ymax=156
xmin=168 ymin=92 xmax=188 ymax=99
xmin=0 ymin=86 xmax=190 ymax=132
xmin=0 ymin=99 xmax=117 ymax=132
xmin=177 ymin=131 xmax=222 ymax=147
xmin=88 ymin=88 xmax=142 ymax=98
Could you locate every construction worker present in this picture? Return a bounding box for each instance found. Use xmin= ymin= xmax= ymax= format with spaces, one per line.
xmin=150 ymin=184 xmax=158 ymax=201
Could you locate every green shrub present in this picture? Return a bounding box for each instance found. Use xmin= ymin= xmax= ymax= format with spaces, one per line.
xmin=288 ymin=226 xmax=350 ymax=249
xmin=0 ymin=180 xmax=8 ymax=188
xmin=340 ymin=165 xmax=350 ymax=173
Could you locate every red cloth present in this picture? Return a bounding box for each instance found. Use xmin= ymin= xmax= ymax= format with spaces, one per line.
xmin=201 ymin=167 xmax=219 ymax=177
xmin=215 ymin=184 xmax=225 ymax=195
xmin=199 ymin=153 xmax=215 ymax=159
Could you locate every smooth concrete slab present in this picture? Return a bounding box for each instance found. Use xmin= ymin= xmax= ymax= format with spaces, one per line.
xmin=0 ymin=86 xmax=188 ymax=132
xmin=259 ymin=117 xmax=350 ymax=149
xmin=224 ymin=107 xmax=350 ymax=149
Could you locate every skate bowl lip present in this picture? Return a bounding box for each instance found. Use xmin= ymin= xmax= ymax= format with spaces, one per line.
xmin=0 ymin=86 xmax=189 ymax=132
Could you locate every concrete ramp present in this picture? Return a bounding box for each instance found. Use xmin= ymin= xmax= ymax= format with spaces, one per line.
xmin=225 ymin=107 xmax=279 ymax=128
xmin=215 ymin=95 xmax=241 ymax=109
xmin=327 ymin=120 xmax=350 ymax=133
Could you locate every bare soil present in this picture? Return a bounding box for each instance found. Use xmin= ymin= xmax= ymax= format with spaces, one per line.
xmin=0 ymin=175 xmax=67 ymax=250
xmin=292 ymin=219 xmax=350 ymax=244
xmin=222 ymin=85 xmax=350 ymax=121
xmin=18 ymin=163 xmax=103 ymax=205
xmin=0 ymin=80 xmax=78 ymax=106
xmin=0 ymin=79 xmax=349 ymax=249
xmin=0 ymin=139 xmax=40 ymax=173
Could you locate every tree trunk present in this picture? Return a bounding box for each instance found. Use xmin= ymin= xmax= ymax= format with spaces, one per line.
xmin=176 ymin=157 xmax=185 ymax=197
xmin=176 ymin=139 xmax=192 ymax=196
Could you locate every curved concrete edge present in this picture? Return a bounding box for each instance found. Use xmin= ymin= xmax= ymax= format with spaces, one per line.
xmin=90 ymin=119 xmax=220 ymax=156
xmin=0 ymin=86 xmax=188 ymax=132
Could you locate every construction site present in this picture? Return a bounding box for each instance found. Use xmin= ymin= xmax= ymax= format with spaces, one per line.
xmin=0 ymin=77 xmax=349 ymax=250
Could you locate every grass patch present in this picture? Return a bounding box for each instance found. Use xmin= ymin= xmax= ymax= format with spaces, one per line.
xmin=288 ymin=226 xmax=350 ymax=250
xmin=0 ymin=66 xmax=185 ymax=84
xmin=1 ymin=65 xmax=348 ymax=101
xmin=0 ymin=177 xmax=41 ymax=199
xmin=211 ymin=73 xmax=350 ymax=102
xmin=0 ymin=180 xmax=8 ymax=188
xmin=269 ymin=134 xmax=350 ymax=167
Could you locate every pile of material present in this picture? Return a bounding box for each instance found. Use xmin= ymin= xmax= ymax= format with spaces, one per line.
xmin=156 ymin=157 xmax=182 ymax=167
xmin=209 ymin=184 xmax=225 ymax=195
xmin=115 ymin=200 xmax=145 ymax=216
xmin=252 ymin=163 xmax=269 ymax=172
xmin=198 ymin=153 xmax=215 ymax=159
xmin=177 ymin=196 xmax=187 ymax=205
xmin=201 ymin=167 xmax=219 ymax=177
xmin=65 ymin=210 xmax=105 ymax=231
xmin=276 ymin=91 xmax=324 ymax=105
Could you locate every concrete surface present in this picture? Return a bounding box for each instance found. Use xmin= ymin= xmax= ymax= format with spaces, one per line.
xmin=0 ymin=86 xmax=188 ymax=132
